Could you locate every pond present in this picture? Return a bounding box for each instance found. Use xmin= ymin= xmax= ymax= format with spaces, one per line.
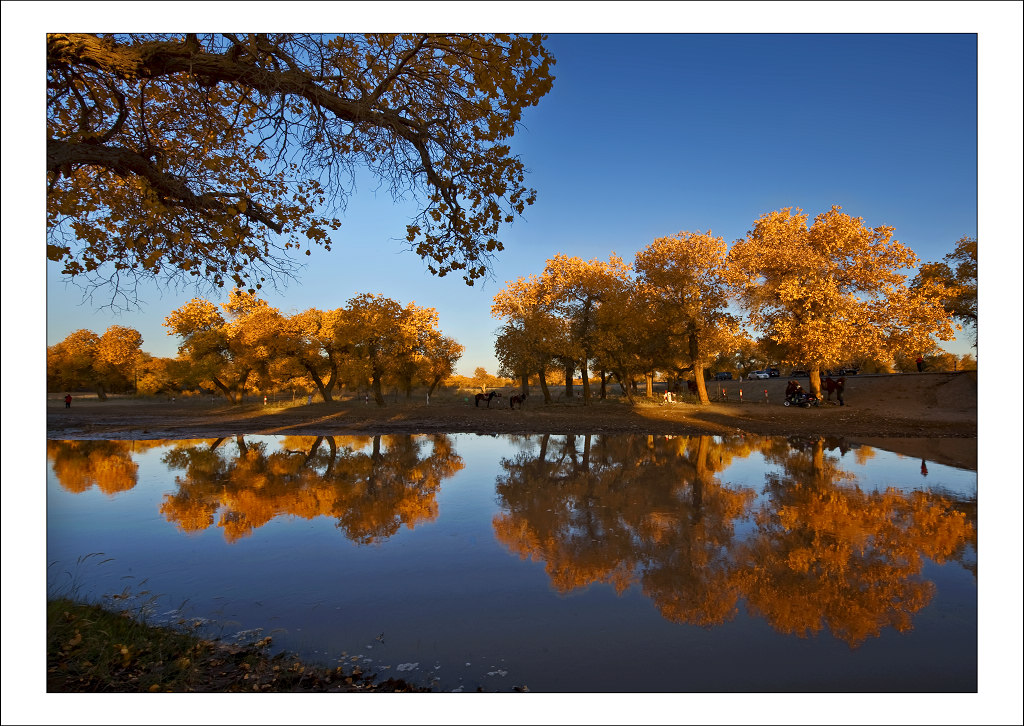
xmin=45 ymin=433 xmax=977 ymax=693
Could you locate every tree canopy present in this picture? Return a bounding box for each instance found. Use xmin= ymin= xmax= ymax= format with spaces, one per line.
xmin=47 ymin=325 xmax=144 ymax=398
xmin=47 ymin=33 xmax=555 ymax=307
xmin=912 ymin=235 xmax=977 ymax=348
xmin=727 ymin=206 xmax=957 ymax=395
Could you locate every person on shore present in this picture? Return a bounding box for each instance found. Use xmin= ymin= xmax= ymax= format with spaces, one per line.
xmin=835 ymin=376 xmax=846 ymax=406
xmin=916 ymin=355 xmax=924 ymax=372
xmin=64 ymin=393 xmax=72 ymax=408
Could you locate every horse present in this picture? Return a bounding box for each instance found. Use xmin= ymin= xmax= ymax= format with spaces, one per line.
xmin=509 ymin=392 xmax=528 ymax=409
xmin=475 ymin=391 xmax=501 ymax=408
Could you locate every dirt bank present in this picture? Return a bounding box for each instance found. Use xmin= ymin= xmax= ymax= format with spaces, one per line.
xmin=47 ymin=371 xmax=978 ymax=470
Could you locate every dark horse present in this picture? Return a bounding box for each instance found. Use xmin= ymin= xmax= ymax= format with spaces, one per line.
xmin=509 ymin=392 xmax=528 ymax=409
xmin=475 ymin=391 xmax=502 ymax=408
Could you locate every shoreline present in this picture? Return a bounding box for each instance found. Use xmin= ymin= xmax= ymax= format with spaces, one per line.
xmin=46 ymin=373 xmax=978 ymax=471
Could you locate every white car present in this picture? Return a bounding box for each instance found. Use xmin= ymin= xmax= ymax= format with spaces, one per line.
xmin=749 ymin=370 xmax=770 ymax=379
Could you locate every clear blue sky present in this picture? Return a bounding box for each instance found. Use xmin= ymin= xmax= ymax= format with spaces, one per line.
xmin=23 ymin=10 xmax=1013 ymax=378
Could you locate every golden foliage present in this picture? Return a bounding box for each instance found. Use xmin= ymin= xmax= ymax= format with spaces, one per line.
xmin=47 ymin=440 xmax=139 ymax=495
xmin=157 ymin=434 xmax=463 ymax=544
xmin=47 ymin=33 xmax=555 ymax=301
xmin=727 ymin=206 xmax=957 ymax=388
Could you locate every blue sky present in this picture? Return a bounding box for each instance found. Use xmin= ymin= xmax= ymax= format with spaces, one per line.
xmin=30 ymin=18 xmax=999 ymax=377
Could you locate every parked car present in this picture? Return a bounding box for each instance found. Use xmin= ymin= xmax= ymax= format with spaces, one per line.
xmin=749 ymin=370 xmax=770 ymax=379
xmin=839 ymin=368 xmax=860 ymax=376
xmin=790 ymin=370 xmax=809 ymax=378
xmin=714 ymin=371 xmax=734 ymax=381
xmin=768 ymin=367 xmax=780 ymax=378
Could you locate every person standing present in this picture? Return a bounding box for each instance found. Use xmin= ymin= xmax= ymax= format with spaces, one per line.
xmin=64 ymin=393 xmax=72 ymax=408
xmin=835 ymin=376 xmax=846 ymax=406
xmin=916 ymin=355 xmax=924 ymax=372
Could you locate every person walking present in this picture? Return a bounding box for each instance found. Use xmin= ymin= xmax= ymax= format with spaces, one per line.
xmin=64 ymin=393 xmax=72 ymax=408
xmin=835 ymin=376 xmax=846 ymax=406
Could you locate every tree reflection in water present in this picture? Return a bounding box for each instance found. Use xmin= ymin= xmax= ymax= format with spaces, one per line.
xmin=493 ymin=433 xmax=976 ymax=647
xmin=157 ymin=434 xmax=464 ymax=543
xmin=47 ymin=433 xmax=976 ymax=648
xmin=47 ymin=439 xmax=166 ymax=495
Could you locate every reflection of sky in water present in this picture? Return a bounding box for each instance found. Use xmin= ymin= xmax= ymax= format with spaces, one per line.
xmin=46 ymin=433 xmax=977 ymax=693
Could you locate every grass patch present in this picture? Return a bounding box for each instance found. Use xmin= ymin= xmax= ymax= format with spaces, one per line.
xmin=47 ymin=598 xmax=428 ymax=692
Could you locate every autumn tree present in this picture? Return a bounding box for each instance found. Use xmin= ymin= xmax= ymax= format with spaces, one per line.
xmin=912 ymin=235 xmax=977 ymax=348
xmin=47 ymin=325 xmax=144 ymax=398
xmin=589 ymin=277 xmax=662 ymax=402
xmin=163 ymin=289 xmax=287 ymax=403
xmin=420 ymin=332 xmax=464 ymax=398
xmin=277 ymin=308 xmax=349 ymax=402
xmin=492 ymin=273 xmax=567 ymax=402
xmin=727 ymin=206 xmax=957 ymax=397
xmin=336 ymin=293 xmax=443 ymax=406
xmin=536 ymin=254 xmax=633 ymax=406
xmin=635 ymin=231 xmax=740 ymax=404
xmin=46 ymin=33 xmax=555 ymax=307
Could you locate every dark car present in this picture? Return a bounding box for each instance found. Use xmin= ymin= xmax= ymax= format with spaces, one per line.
xmin=839 ymin=368 xmax=859 ymax=376
xmin=714 ymin=371 xmax=734 ymax=381
xmin=768 ymin=367 xmax=780 ymax=378
xmin=790 ymin=370 xmax=809 ymax=378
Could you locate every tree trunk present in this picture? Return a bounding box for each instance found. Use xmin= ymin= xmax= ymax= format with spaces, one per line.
xmin=304 ymin=363 xmax=335 ymax=403
xmin=538 ymin=369 xmax=552 ymax=404
xmin=809 ymin=365 xmax=822 ymax=398
xmin=519 ymin=373 xmax=529 ymax=396
xmin=599 ymin=369 xmax=607 ymax=400
xmin=645 ymin=372 xmax=654 ymax=398
xmin=581 ymin=354 xmax=591 ymax=406
xmin=615 ymin=370 xmax=636 ymax=404
xmin=371 ymin=373 xmax=385 ymax=406
xmin=563 ymin=361 xmax=574 ymax=399
xmin=694 ymin=363 xmax=710 ymax=405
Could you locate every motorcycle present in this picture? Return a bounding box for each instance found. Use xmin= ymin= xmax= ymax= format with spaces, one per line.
xmin=783 ymin=385 xmax=820 ymax=408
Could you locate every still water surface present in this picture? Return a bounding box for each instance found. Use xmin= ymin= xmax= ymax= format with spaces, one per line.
xmin=46 ymin=433 xmax=977 ymax=692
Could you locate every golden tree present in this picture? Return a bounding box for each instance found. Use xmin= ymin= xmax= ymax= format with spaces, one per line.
xmin=336 ymin=293 xmax=440 ymax=406
xmin=635 ymin=231 xmax=740 ymax=404
xmin=47 ymin=325 xmax=144 ymax=398
xmin=419 ymin=332 xmax=465 ymax=398
xmin=279 ymin=308 xmax=350 ymax=402
xmin=912 ymin=235 xmax=977 ymax=348
xmin=727 ymin=206 xmax=957 ymax=396
xmin=536 ymin=254 xmax=633 ymax=406
xmin=47 ymin=33 xmax=555 ymax=304
xmin=492 ymin=273 xmax=568 ymax=402
xmin=163 ymin=289 xmax=288 ymax=402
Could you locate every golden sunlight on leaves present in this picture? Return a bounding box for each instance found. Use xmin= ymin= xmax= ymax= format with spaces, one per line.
xmin=155 ymin=435 xmax=462 ymax=544
xmin=47 ymin=33 xmax=555 ymax=301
